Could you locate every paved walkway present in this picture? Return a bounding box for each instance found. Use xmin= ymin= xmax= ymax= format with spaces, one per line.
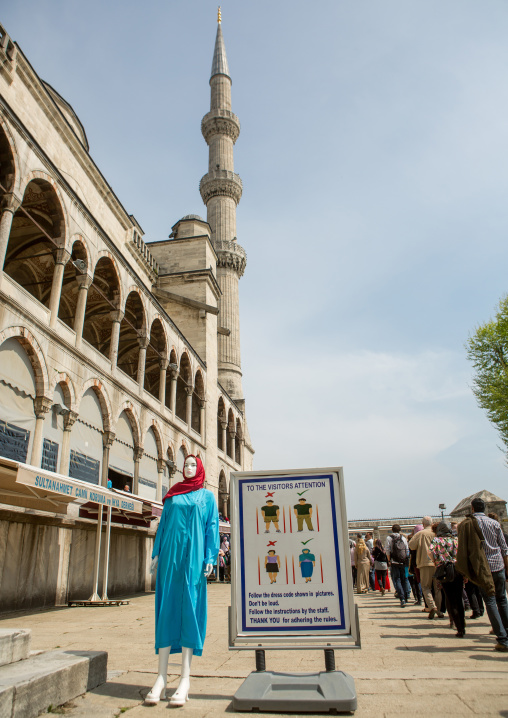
xmin=1 ymin=585 xmax=508 ymax=716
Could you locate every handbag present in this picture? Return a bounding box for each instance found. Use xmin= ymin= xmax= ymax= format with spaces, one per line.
xmin=434 ymin=561 xmax=455 ymax=583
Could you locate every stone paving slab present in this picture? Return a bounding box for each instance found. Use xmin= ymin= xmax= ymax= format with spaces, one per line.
xmin=1 ymin=585 xmax=507 ymax=716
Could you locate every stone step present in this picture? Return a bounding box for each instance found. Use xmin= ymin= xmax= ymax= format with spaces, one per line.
xmin=0 ymin=630 xmax=31 ymax=668
xmin=0 ymin=648 xmax=107 ymax=718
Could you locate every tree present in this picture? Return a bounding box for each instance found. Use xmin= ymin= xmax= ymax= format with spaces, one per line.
xmin=466 ymin=294 xmax=508 ymax=457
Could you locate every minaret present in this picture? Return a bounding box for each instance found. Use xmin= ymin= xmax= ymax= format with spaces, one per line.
xmin=200 ymin=8 xmax=246 ymax=401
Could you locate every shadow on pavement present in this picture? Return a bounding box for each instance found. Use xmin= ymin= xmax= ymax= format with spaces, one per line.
xmin=395 ymin=644 xmax=506 ymax=659
xmin=92 ymin=682 xmax=147 ymax=699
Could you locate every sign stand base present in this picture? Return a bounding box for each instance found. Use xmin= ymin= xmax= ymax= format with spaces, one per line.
xmin=232 ymin=669 xmax=357 ymax=713
xmin=232 ymin=649 xmax=357 ymax=713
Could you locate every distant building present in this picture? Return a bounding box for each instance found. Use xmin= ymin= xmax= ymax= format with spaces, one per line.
xmin=450 ymin=490 xmax=507 ymax=522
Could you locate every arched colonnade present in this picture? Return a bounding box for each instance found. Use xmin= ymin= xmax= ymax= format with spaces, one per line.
xmin=0 ymin=327 xmax=205 ymax=501
xmin=0 ymin=122 xmax=206 ymax=436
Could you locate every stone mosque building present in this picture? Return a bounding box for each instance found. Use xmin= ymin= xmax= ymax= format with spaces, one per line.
xmin=0 ymin=15 xmax=253 ymax=609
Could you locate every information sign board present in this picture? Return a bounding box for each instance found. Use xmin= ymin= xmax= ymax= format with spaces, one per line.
xmin=229 ymin=467 xmax=359 ymax=650
xmin=16 ymin=464 xmax=142 ymax=514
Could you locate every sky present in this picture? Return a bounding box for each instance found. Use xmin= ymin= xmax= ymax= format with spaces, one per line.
xmin=3 ymin=1 xmax=508 ymax=519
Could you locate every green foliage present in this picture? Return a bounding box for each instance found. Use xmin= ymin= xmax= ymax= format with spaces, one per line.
xmin=466 ymin=294 xmax=508 ymax=456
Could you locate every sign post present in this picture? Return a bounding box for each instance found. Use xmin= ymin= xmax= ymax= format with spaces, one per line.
xmin=229 ymin=467 xmax=359 ymax=713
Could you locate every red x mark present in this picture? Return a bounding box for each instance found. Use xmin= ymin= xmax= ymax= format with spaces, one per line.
xmin=265 ymin=491 xmax=275 ymax=497
xmin=267 ymin=541 xmax=277 ymax=547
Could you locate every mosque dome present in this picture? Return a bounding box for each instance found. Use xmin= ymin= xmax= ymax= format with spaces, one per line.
xmin=180 ymin=214 xmax=206 ymax=222
xmin=42 ymin=81 xmax=89 ymax=151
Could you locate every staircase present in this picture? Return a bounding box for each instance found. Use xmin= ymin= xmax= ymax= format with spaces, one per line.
xmin=0 ymin=628 xmax=107 ymax=717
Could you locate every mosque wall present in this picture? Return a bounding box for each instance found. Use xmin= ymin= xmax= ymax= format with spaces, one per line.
xmin=0 ymin=23 xmax=254 ymax=612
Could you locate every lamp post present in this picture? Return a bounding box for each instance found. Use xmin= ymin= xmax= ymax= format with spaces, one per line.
xmin=439 ymin=503 xmax=446 ymax=521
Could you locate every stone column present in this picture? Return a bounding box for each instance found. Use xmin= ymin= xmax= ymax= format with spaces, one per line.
xmin=73 ymin=275 xmax=92 ymax=346
xmin=185 ymin=386 xmax=193 ymax=427
xmin=167 ymin=460 xmax=177 ymax=488
xmin=108 ymin=310 xmax=124 ymax=367
xmin=239 ymin=437 xmax=245 ymax=466
xmin=137 ymin=335 xmax=149 ymax=393
xmin=169 ymin=369 xmax=178 ymax=414
xmin=31 ymin=397 xmax=52 ymax=466
xmin=133 ymin=446 xmax=143 ymax=494
xmin=223 ymin=497 xmax=228 ymax=517
xmin=49 ymin=249 xmax=71 ymax=329
xmin=0 ymin=193 xmax=21 ymax=271
xmin=59 ymin=410 xmax=78 ymax=475
xmin=156 ymin=458 xmax=165 ymax=503
xmin=199 ymin=399 xmax=206 ymax=440
xmin=228 ymin=428 xmax=236 ymax=460
xmin=101 ymin=431 xmax=115 ymax=487
xmin=220 ymin=421 xmax=227 ymax=453
xmin=158 ymin=358 xmax=169 ymax=408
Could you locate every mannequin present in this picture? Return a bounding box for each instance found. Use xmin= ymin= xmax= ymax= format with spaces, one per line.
xmin=145 ymin=455 xmax=219 ymax=706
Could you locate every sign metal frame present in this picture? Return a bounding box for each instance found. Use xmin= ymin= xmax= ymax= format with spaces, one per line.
xmin=229 ymin=467 xmax=360 ymax=651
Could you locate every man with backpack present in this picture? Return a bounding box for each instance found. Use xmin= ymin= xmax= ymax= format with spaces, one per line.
xmin=408 ymin=516 xmax=442 ymax=619
xmin=385 ymin=524 xmax=411 ymax=607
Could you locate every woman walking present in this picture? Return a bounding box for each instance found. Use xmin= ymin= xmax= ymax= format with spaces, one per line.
xmin=372 ymin=539 xmax=388 ymax=594
xmin=354 ymin=536 xmax=371 ymax=594
xmin=429 ymin=521 xmax=466 ymax=637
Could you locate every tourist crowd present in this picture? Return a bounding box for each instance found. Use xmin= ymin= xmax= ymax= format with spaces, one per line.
xmin=350 ymin=498 xmax=508 ymax=652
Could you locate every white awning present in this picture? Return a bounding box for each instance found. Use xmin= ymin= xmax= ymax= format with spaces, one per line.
xmin=0 ymin=458 xmax=142 ymax=514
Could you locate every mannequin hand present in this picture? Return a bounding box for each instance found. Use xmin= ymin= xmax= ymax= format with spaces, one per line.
xmin=204 ymin=563 xmax=213 ymax=577
xmin=150 ymin=556 xmax=158 ymax=575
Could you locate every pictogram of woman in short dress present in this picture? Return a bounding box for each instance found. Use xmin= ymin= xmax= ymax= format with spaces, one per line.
xmin=265 ymin=549 xmax=280 ymax=584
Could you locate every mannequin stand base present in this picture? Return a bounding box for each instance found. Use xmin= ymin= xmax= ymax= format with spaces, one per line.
xmin=68 ymin=600 xmax=129 ymax=607
xmin=232 ymin=670 xmax=357 ymax=713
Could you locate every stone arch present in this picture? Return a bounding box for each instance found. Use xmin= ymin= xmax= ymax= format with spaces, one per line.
xmin=117 ymin=290 xmax=146 ymax=382
xmin=77 ymin=378 xmax=112 ymax=432
xmin=235 ymin=417 xmax=242 ymax=464
xmin=82 ymin=255 xmax=121 ymax=358
xmin=0 ymin=118 xmax=18 ymax=196
xmin=175 ymin=351 xmax=192 ymax=422
xmin=113 ymin=400 xmax=141 ymax=448
xmin=0 ymin=326 xmax=49 ymax=398
xmin=191 ymin=369 xmax=205 ymax=433
xmin=57 ymin=236 xmax=90 ymax=330
xmin=226 ymin=408 xmax=235 ymax=458
xmin=146 ymin=418 xmax=164 ymax=459
xmin=144 ymin=317 xmax=167 ymax=400
xmin=3 ymin=177 xmax=67 ymax=308
xmin=164 ymin=348 xmax=178 ymax=410
xmin=218 ymin=469 xmax=230 ymax=518
xmin=217 ymin=396 xmax=226 ymax=451
xmin=48 ymin=371 xmax=76 ymax=412
xmin=18 ymin=169 xmax=68 ymax=222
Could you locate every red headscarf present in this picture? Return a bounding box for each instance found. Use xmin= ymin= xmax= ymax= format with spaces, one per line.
xmin=162 ymin=455 xmax=205 ymax=504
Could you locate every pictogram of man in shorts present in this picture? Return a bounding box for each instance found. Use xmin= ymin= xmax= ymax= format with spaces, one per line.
xmin=261 ymin=499 xmax=280 ymax=533
xmin=294 ymin=497 xmax=314 ymax=531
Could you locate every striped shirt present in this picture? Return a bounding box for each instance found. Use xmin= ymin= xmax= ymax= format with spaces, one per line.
xmin=473 ymin=513 xmax=508 ymax=573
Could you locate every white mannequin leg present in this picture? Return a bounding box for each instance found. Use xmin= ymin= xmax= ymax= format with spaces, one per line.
xmin=145 ymin=646 xmax=170 ymax=704
xmin=169 ymin=647 xmax=193 ymax=706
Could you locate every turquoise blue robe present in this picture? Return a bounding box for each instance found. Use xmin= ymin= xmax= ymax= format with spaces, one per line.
xmin=152 ymin=488 xmax=219 ymax=656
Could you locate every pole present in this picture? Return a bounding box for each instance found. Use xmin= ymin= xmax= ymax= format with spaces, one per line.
xmin=101 ymin=506 xmax=112 ymax=601
xmin=89 ymin=505 xmax=103 ymax=602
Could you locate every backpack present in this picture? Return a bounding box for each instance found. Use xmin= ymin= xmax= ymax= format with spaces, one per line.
xmin=390 ymin=534 xmax=408 ymax=564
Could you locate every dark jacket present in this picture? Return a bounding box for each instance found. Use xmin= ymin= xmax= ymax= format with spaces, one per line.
xmin=456 ymin=516 xmax=495 ymax=596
